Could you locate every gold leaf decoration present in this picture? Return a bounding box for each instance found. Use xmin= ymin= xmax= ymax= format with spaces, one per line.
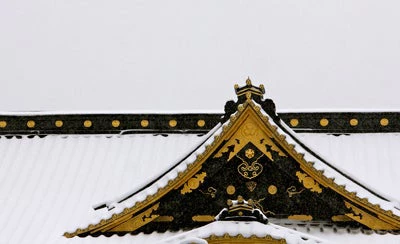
xmin=180 ymin=172 xmax=207 ymax=195
xmin=237 ymin=154 xmax=264 ymax=180
xmin=295 ymin=171 xmax=322 ymax=193
xmin=246 ymin=181 xmax=257 ymax=192
xmin=288 ymin=215 xmax=313 ymax=221
xmin=286 ymin=186 xmax=304 ymax=197
xmin=245 ymin=149 xmax=255 ymax=159
xmin=192 ymin=215 xmax=215 ymax=222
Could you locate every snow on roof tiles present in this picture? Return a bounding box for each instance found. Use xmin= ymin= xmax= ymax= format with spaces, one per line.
xmin=0 ymin=134 xmax=203 ymax=243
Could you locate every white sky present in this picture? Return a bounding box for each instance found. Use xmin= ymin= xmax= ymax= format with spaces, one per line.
xmin=1 ymin=0 xmax=400 ymax=112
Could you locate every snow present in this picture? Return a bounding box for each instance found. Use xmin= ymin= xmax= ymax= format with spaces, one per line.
xmin=0 ymin=134 xmax=203 ymax=243
xmin=159 ymin=221 xmax=329 ymax=244
xmin=298 ymin=133 xmax=400 ymax=205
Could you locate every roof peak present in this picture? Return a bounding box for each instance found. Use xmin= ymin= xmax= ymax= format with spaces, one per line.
xmin=223 ymin=78 xmax=278 ymax=122
xmin=234 ymin=77 xmax=265 ymax=101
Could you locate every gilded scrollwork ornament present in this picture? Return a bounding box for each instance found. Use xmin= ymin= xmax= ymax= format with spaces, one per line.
xmin=199 ymin=187 xmax=217 ymax=198
xmin=286 ymin=186 xmax=304 ymax=197
xmin=253 ymin=198 xmax=275 ymax=216
xmin=236 ymin=154 xmax=264 ymax=179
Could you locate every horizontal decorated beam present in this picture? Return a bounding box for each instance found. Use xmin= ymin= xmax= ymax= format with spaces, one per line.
xmin=0 ymin=112 xmax=399 ymax=135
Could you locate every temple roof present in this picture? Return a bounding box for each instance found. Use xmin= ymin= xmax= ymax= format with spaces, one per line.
xmin=1 ymin=130 xmax=400 ymax=243
xmin=1 ymin=83 xmax=400 ymax=243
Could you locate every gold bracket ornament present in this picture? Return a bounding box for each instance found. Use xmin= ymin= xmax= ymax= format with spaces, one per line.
xmin=236 ymin=154 xmax=264 ymax=179
xmin=295 ymin=171 xmax=322 ymax=193
xmin=180 ymin=172 xmax=207 ymax=195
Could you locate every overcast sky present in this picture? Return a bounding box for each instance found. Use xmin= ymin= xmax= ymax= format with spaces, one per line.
xmin=1 ymin=0 xmax=400 ymax=112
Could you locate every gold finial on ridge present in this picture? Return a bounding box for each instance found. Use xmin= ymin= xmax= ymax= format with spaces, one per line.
xmin=246 ymin=77 xmax=252 ymax=85
xmin=234 ymin=77 xmax=265 ymax=100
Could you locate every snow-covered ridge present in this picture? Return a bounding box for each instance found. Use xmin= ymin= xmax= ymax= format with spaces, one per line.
xmin=158 ymin=221 xmax=329 ymax=244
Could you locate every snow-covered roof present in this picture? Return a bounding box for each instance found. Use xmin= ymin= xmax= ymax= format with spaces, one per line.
xmin=0 ymin=133 xmax=400 ymax=243
xmin=1 ymin=131 xmax=400 ymax=243
xmin=0 ymin=134 xmax=203 ymax=243
xmin=1 ymin=97 xmax=400 ymax=243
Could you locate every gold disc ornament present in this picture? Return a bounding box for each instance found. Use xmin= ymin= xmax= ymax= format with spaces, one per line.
xmin=226 ymin=185 xmax=236 ymax=195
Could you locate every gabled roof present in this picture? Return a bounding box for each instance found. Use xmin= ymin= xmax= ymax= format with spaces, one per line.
xmin=2 ymin=82 xmax=400 ymax=243
xmin=65 ymin=82 xmax=400 ymax=238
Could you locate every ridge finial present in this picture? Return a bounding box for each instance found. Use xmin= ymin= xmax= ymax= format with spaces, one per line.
xmin=234 ymin=77 xmax=265 ymax=101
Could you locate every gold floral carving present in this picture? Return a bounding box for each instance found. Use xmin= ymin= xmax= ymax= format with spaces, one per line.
xmin=295 ymin=171 xmax=322 ymax=193
xmin=242 ymin=122 xmax=259 ymax=138
xmin=206 ymin=234 xmax=286 ymax=244
xmin=245 ymin=148 xmax=255 ymax=159
xmin=180 ymin=172 xmax=207 ymax=195
xmin=268 ymin=185 xmax=277 ymax=195
xmin=246 ymin=181 xmax=257 ymax=192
